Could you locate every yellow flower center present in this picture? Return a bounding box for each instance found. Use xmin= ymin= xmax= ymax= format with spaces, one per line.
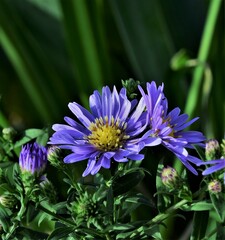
xmin=87 ymin=116 xmax=129 ymax=152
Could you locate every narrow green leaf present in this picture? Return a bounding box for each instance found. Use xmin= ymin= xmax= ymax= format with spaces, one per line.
xmin=190 ymin=211 xmax=209 ymax=240
xmin=210 ymin=192 xmax=225 ymax=222
xmin=0 ymin=205 xmax=11 ymax=232
xmin=180 ymin=201 xmax=213 ymax=211
xmin=47 ymin=226 xmax=75 ymax=240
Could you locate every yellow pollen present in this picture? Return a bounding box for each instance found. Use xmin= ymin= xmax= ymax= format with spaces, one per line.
xmin=87 ymin=116 xmax=129 ymax=151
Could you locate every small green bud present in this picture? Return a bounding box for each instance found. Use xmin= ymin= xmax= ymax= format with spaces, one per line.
xmin=121 ymin=78 xmax=140 ymax=99
xmin=0 ymin=192 xmax=17 ymax=209
xmin=161 ymin=166 xmax=179 ymax=188
xmin=205 ymin=139 xmax=220 ymax=160
xmin=208 ymin=179 xmax=222 ymax=194
xmin=47 ymin=146 xmax=63 ymax=168
xmin=2 ymin=127 xmax=17 ymax=142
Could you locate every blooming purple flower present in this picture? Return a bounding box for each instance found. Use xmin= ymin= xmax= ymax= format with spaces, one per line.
xmin=19 ymin=142 xmax=47 ymax=175
xmin=139 ymin=82 xmax=205 ymax=175
xmin=49 ymin=86 xmax=156 ymax=177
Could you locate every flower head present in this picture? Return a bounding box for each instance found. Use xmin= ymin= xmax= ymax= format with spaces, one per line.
xmin=208 ymin=179 xmax=222 ymax=194
xmin=49 ymin=86 xmax=148 ymax=177
xmin=139 ymin=82 xmax=205 ymax=175
xmin=19 ymin=142 xmax=47 ymax=176
xmin=205 ymin=139 xmax=220 ymax=160
xmin=161 ymin=166 xmax=179 ymax=188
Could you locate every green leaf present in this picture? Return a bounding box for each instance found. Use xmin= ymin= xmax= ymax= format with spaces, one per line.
xmin=190 ymin=211 xmax=209 ymax=240
xmin=210 ymin=192 xmax=225 ymax=222
xmin=111 ymin=223 xmax=135 ymax=231
xmin=144 ymin=224 xmax=162 ymax=239
xmin=0 ymin=204 xmax=12 ymax=232
xmin=0 ymin=183 xmax=13 ymax=195
xmin=36 ymin=128 xmax=49 ymax=146
xmin=112 ymin=169 xmax=145 ymax=196
xmin=180 ymin=201 xmax=213 ymax=211
xmin=14 ymin=128 xmax=46 ymax=148
xmin=216 ymin=223 xmax=225 ymax=240
xmin=47 ymin=226 xmax=75 ymax=240
xmin=16 ymin=227 xmax=49 ymax=240
xmin=125 ymin=194 xmax=153 ymax=207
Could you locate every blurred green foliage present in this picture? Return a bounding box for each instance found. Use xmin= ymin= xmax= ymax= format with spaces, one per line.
xmin=0 ymin=0 xmax=224 ymax=140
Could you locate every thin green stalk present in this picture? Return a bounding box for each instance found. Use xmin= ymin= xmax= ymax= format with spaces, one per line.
xmin=185 ymin=0 xmax=222 ymax=117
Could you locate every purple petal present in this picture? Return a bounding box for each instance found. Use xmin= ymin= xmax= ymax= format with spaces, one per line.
xmin=128 ymin=154 xmax=144 ymax=161
xmin=64 ymin=153 xmax=89 ymax=163
xmin=202 ymin=163 xmax=225 ymax=175
xmin=68 ymin=102 xmax=95 ymax=128
xmin=89 ymin=90 xmax=102 ymax=118
xmin=82 ymin=159 xmax=96 ymax=177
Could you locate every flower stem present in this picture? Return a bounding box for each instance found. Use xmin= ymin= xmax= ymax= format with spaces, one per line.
xmin=149 ymin=199 xmax=188 ymax=225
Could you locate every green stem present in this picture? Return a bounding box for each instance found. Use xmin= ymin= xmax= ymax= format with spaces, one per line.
xmin=185 ymin=0 xmax=222 ymax=117
xmin=149 ymin=199 xmax=188 ymax=225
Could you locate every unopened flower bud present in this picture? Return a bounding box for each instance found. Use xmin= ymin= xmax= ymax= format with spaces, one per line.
xmin=205 ymin=139 xmax=220 ymax=160
xmin=161 ymin=166 xmax=179 ymax=188
xmin=208 ymin=179 xmax=222 ymax=194
xmin=19 ymin=142 xmax=47 ymax=176
xmin=2 ymin=127 xmax=17 ymax=142
xmin=47 ymin=146 xmax=63 ymax=168
xmin=19 ymin=142 xmax=47 ymax=194
xmin=0 ymin=193 xmax=17 ymax=209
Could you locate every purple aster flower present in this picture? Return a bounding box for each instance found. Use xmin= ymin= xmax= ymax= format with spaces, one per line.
xmin=19 ymin=142 xmax=47 ymax=175
xmin=139 ymin=82 xmax=206 ymax=175
xmin=49 ymin=86 xmax=157 ymax=177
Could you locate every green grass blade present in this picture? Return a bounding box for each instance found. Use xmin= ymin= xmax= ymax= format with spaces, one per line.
xmin=185 ymin=0 xmax=223 ymax=118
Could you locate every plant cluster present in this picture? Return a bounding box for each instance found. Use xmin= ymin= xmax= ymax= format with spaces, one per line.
xmin=0 ymin=80 xmax=224 ymax=240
